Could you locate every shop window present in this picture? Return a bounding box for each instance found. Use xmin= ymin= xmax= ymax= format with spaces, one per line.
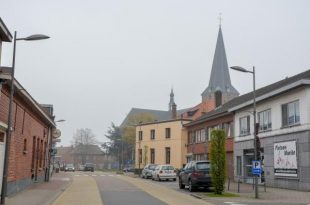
xmin=236 ymin=156 xmax=242 ymax=176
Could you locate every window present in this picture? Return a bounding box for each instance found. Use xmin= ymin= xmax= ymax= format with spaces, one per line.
xmin=282 ymin=100 xmax=300 ymax=127
xmin=215 ymin=90 xmax=222 ymax=107
xmin=165 ymin=147 xmax=170 ymax=164
xmin=139 ymin=149 xmax=142 ymax=163
xmin=23 ymin=138 xmax=27 ymax=154
xmin=258 ymin=109 xmax=272 ymax=131
xmin=138 ymin=131 xmax=143 ymax=141
xmin=240 ymin=116 xmax=250 ymax=136
xmin=237 ymin=156 xmax=242 ymax=176
xmin=223 ymin=122 xmax=233 ymax=137
xmin=150 ymin=148 xmax=155 ymax=164
xmin=0 ymin=132 xmax=4 ymax=143
xmin=165 ymin=128 xmax=171 ymax=138
xmin=150 ymin=129 xmax=155 ymax=140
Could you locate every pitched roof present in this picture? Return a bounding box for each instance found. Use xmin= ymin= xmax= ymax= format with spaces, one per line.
xmin=0 ymin=18 xmax=12 ymax=42
xmin=72 ymin=144 xmax=104 ymax=155
xmin=186 ymin=69 xmax=310 ymax=127
xmin=120 ymin=107 xmax=191 ymax=127
xmin=201 ymin=26 xmax=239 ymax=98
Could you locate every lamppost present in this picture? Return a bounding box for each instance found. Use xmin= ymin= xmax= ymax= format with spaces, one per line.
xmin=115 ymin=138 xmax=123 ymax=170
xmin=230 ymin=66 xmax=259 ymax=199
xmin=0 ymin=31 xmax=49 ymax=205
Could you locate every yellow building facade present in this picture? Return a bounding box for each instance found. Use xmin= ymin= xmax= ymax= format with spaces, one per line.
xmin=135 ymin=119 xmax=191 ymax=170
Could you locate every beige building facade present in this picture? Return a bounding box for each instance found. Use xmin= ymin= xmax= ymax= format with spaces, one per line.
xmin=135 ymin=119 xmax=191 ymax=170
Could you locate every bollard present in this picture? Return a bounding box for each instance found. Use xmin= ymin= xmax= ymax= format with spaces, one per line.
xmin=238 ymin=179 xmax=240 ymax=193
xmin=228 ymin=178 xmax=230 ymax=191
xmin=264 ymin=182 xmax=266 ymax=192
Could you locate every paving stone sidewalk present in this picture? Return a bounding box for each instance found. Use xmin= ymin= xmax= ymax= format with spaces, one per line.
xmin=5 ymin=172 xmax=72 ymax=205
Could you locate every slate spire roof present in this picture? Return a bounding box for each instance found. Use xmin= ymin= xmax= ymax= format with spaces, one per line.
xmin=201 ymin=26 xmax=239 ymax=98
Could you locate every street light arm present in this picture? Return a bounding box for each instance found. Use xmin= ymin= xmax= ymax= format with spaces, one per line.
xmin=17 ymin=34 xmax=50 ymax=41
xmin=230 ymin=66 xmax=253 ymax=73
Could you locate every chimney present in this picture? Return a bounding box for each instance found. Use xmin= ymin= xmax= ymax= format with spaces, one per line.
xmin=171 ymin=103 xmax=177 ymax=119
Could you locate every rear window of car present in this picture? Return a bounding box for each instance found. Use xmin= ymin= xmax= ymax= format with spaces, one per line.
xmin=196 ymin=162 xmax=210 ymax=170
xmin=149 ymin=165 xmax=157 ymax=170
xmin=162 ymin=165 xmax=174 ymax=170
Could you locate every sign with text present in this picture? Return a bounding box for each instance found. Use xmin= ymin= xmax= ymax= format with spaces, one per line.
xmin=274 ymin=140 xmax=297 ymax=177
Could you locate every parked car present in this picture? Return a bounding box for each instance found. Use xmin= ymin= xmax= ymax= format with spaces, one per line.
xmin=64 ymin=163 xmax=75 ymax=172
xmin=151 ymin=164 xmax=176 ymax=181
xmin=141 ymin=164 xmax=157 ymax=179
xmin=78 ymin=164 xmax=85 ymax=171
xmin=178 ymin=160 xmax=211 ymax=192
xmin=84 ymin=163 xmax=95 ymax=172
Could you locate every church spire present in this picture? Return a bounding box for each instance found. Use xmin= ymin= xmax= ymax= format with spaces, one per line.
xmin=201 ymin=25 xmax=239 ymax=107
xmin=168 ymin=88 xmax=175 ymax=111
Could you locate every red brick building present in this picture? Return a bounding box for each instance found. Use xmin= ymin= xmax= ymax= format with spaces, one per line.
xmin=0 ymin=68 xmax=56 ymax=196
xmin=184 ymin=103 xmax=235 ymax=179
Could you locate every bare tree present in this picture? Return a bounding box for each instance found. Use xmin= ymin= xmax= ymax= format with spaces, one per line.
xmin=72 ymin=128 xmax=97 ymax=146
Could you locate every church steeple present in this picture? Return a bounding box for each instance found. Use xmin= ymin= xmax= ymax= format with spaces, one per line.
xmin=168 ymin=88 xmax=175 ymax=111
xmin=201 ymin=26 xmax=239 ymax=110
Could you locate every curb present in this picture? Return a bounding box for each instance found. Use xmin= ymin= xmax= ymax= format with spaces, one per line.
xmin=190 ymin=193 xmax=202 ymax=199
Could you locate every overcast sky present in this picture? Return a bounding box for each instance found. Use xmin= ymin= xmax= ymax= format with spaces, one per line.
xmin=1 ymin=0 xmax=309 ymax=146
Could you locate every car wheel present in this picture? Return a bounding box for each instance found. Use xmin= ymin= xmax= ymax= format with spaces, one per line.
xmin=179 ymin=178 xmax=185 ymax=189
xmin=173 ymin=178 xmax=176 ymax=181
xmin=188 ymin=180 xmax=195 ymax=192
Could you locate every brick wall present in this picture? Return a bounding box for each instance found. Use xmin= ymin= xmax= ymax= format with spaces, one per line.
xmin=0 ymin=85 xmax=51 ymax=194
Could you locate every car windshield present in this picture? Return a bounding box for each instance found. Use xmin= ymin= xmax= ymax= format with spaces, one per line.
xmin=66 ymin=164 xmax=74 ymax=167
xmin=162 ymin=166 xmax=174 ymax=170
xmin=196 ymin=162 xmax=210 ymax=170
xmin=149 ymin=165 xmax=157 ymax=170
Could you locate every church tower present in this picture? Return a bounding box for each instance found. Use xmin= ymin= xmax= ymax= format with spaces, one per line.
xmin=168 ymin=88 xmax=175 ymax=111
xmin=201 ymin=26 xmax=239 ymax=112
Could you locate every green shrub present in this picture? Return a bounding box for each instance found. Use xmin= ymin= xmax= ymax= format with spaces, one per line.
xmin=210 ymin=129 xmax=226 ymax=195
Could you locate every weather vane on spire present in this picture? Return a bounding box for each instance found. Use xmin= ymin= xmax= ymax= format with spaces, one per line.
xmin=218 ymin=13 xmax=223 ymax=27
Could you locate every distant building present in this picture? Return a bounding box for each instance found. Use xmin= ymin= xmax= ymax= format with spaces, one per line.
xmin=135 ymin=119 xmax=191 ymax=170
xmin=56 ymin=145 xmax=116 ymax=170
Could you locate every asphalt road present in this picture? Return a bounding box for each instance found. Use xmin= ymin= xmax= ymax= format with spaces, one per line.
xmin=93 ymin=172 xmax=168 ymax=205
xmin=73 ymin=172 xmax=309 ymax=205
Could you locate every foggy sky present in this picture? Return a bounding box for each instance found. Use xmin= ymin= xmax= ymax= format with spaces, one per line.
xmin=1 ymin=0 xmax=309 ymax=146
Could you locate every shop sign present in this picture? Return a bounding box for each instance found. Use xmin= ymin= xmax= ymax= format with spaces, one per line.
xmin=274 ymin=140 xmax=297 ymax=177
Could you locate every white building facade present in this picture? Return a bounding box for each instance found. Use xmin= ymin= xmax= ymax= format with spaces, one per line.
xmin=232 ymin=71 xmax=310 ymax=191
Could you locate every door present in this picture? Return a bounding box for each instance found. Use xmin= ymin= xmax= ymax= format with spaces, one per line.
xmin=0 ymin=132 xmax=6 ymax=195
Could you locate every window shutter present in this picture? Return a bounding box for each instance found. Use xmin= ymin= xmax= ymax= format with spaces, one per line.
xmin=282 ymin=104 xmax=288 ymax=127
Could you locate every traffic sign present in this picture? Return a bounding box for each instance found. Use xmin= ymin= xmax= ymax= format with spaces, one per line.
xmin=252 ymin=160 xmax=262 ymax=175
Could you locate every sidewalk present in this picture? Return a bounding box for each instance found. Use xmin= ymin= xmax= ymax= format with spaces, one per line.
xmin=51 ymin=174 xmax=102 ymax=205
xmin=198 ymin=181 xmax=310 ymax=204
xmin=6 ymin=172 xmax=72 ymax=205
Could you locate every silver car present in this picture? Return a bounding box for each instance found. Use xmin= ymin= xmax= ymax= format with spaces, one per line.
xmin=151 ymin=164 xmax=176 ymax=181
xmin=141 ymin=164 xmax=157 ymax=179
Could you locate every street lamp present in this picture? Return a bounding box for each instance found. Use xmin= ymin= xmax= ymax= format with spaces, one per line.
xmin=1 ymin=31 xmax=49 ymax=205
xmin=115 ymin=138 xmax=123 ymax=171
xmin=230 ymin=66 xmax=259 ymax=199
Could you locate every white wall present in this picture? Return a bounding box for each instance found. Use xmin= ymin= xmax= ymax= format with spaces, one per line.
xmin=234 ymin=87 xmax=310 ymax=142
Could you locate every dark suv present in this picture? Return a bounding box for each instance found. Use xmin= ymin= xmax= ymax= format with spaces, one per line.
xmin=84 ymin=163 xmax=95 ymax=172
xmin=178 ymin=160 xmax=211 ymax=192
